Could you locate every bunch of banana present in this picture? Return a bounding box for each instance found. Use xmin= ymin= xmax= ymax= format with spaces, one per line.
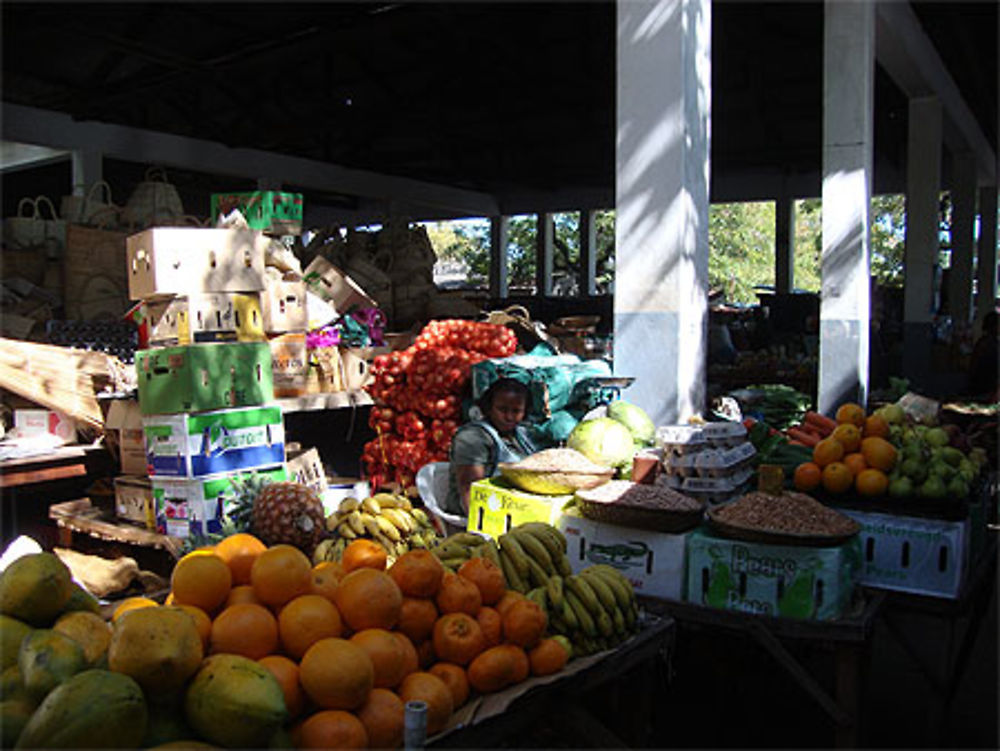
xmin=430 ymin=532 xmax=501 ymax=572
xmin=543 ymin=565 xmax=640 ymax=657
xmin=313 ymin=492 xmax=441 ymax=566
xmin=496 ymin=522 xmax=572 ymax=594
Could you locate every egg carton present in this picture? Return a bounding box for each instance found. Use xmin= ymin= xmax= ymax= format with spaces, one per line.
xmin=661 ymin=441 xmax=757 ymax=478
xmin=656 ymin=421 xmax=748 ymax=456
xmin=676 ymin=468 xmax=754 ymax=505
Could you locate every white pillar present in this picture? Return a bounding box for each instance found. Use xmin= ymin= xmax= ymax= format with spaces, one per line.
xmin=615 ymin=0 xmax=711 ymax=425
xmin=70 ymin=149 xmax=102 ymax=195
xmin=819 ymin=0 xmax=874 ymax=414
xmin=580 ymin=209 xmax=598 ymax=296
xmin=975 ymin=186 xmax=998 ymax=326
xmin=902 ymin=97 xmax=943 ymax=384
xmin=489 ymin=216 xmax=509 ymax=299
xmin=775 ymin=196 xmax=795 ymax=294
xmin=947 ymin=152 xmax=977 ymax=328
xmin=536 ymin=213 xmax=554 ymax=296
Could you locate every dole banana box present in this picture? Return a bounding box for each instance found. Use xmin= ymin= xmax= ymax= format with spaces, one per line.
xmin=152 ymin=465 xmax=287 ymax=538
xmin=143 ymin=404 xmax=285 ymax=478
xmin=684 ymin=528 xmax=860 ymax=621
xmin=133 ymin=293 xmax=265 ymax=347
xmin=114 ymin=475 xmax=155 ymax=530
xmin=467 ymin=478 xmax=573 ymax=539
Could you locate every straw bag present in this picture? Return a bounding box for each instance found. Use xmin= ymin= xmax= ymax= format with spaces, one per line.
xmin=3 ymin=196 xmax=65 ymax=260
xmin=483 ymin=304 xmax=556 ymax=350
xmin=121 ymin=167 xmax=185 ymax=229
xmin=60 ymin=180 xmax=117 ymax=226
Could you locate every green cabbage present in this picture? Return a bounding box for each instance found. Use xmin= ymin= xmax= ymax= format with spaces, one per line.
xmin=566 ymin=417 xmax=636 ymax=468
xmin=606 ymin=401 xmax=656 ymax=446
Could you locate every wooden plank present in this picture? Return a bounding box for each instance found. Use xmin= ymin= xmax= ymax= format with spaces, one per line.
xmin=48 ymin=498 xmax=182 ymax=557
xmin=0 ymin=463 xmax=86 ymax=488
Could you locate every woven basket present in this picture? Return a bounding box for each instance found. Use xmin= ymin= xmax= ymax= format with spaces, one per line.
xmin=575 ymin=481 xmax=706 ymax=532
xmin=122 ymin=167 xmax=184 ymax=229
xmin=498 ymin=463 xmax=614 ymax=495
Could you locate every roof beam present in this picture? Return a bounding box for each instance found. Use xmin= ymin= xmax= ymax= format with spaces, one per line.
xmin=1 ymin=103 xmax=499 ymax=217
xmin=875 ymin=0 xmax=996 ymax=184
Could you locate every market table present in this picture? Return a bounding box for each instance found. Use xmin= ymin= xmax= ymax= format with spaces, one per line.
xmin=642 ymin=592 xmax=885 ymax=748
xmin=427 ymin=613 xmax=675 ymax=749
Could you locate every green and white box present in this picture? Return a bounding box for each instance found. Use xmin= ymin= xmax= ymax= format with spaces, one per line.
xmin=685 ymin=528 xmax=860 ymax=620
xmin=556 ymin=507 xmax=689 ymax=601
xmin=152 ymin=465 xmax=286 ymax=538
xmin=143 ymin=404 xmax=285 ymax=478
xmin=136 ymin=342 xmax=273 ymax=415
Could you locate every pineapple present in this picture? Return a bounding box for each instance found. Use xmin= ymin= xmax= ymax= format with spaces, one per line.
xmin=251 ymin=481 xmax=326 ymax=553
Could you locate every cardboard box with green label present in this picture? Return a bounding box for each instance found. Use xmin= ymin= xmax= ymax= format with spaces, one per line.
xmin=210 ymin=191 xmax=304 ymax=236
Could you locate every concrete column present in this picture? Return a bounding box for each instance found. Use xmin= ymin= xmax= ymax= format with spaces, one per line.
xmin=819 ymin=0 xmax=874 ymax=414
xmin=946 ymin=152 xmax=977 ymax=327
xmin=775 ymin=196 xmax=795 ymax=294
xmin=489 ymin=216 xmax=509 ymax=299
xmin=70 ymin=149 xmax=102 ymax=195
xmin=902 ymin=97 xmax=943 ymax=386
xmin=536 ymin=212 xmax=554 ymax=296
xmin=580 ymin=209 xmax=598 ymax=295
xmin=975 ymin=186 xmax=998 ymax=326
xmin=615 ymin=0 xmax=711 ymax=425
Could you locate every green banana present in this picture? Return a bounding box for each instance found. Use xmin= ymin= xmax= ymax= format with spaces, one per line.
xmin=587 ymin=567 xmax=633 ymax=609
xmin=610 ymin=605 xmax=626 ymax=635
xmin=433 ymin=542 xmax=473 ymax=559
xmin=565 ymin=589 xmax=597 ymax=637
xmin=511 ymin=529 xmax=554 ymax=573
xmin=565 ymin=575 xmax=603 ymax=617
xmin=524 ymin=554 xmax=551 ymax=589
xmin=449 ymin=532 xmax=488 ymax=547
xmin=498 ymin=533 xmax=530 ymax=577
xmin=595 ymin=607 xmax=614 ymax=637
xmin=517 ymin=522 xmax=566 ymax=560
xmin=545 ymin=575 xmax=564 ymax=610
xmin=477 ymin=538 xmax=503 ymax=570
xmin=560 ymin=598 xmax=579 ymax=631
xmin=499 ymin=548 xmax=528 ymax=593
xmin=526 ymin=587 xmax=549 ymax=616
xmin=551 ymin=635 xmax=574 ymax=659
xmin=580 ymin=570 xmax=617 ymax=611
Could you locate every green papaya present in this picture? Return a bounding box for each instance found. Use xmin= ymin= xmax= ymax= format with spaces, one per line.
xmin=18 ymin=630 xmax=86 ymax=703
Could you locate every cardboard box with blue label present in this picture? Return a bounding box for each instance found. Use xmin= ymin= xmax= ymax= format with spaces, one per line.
xmin=210 ymin=191 xmax=304 ymax=236
xmin=153 ymin=465 xmax=287 ymax=538
xmin=467 ymin=478 xmax=573 ymax=539
xmin=685 ymin=528 xmax=860 ymax=620
xmin=143 ymin=405 xmax=285 ymax=478
xmin=136 ymin=342 xmax=273 ymax=415
xmin=556 ymin=506 xmax=689 ymax=601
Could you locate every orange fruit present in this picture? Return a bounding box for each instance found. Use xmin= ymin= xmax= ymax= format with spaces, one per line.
xmin=830 ymin=424 xmax=862 ymax=453
xmin=476 ymin=606 xmax=503 ymax=647
xmin=349 ymin=628 xmax=408 ymax=689
xmin=835 ymin=402 xmax=866 ymax=427
xmin=501 ymin=598 xmax=547 ymax=649
xmin=251 ymin=544 xmax=313 ymax=609
xmin=467 ymin=644 xmax=530 ymax=694
xmin=225 ymin=584 xmax=263 ymax=607
xmin=171 ymin=552 xmax=232 ymax=614
xmin=214 ymin=533 xmax=267 ymax=586
xmin=397 ymin=672 xmax=454 ymax=735
xmin=856 ymin=468 xmax=890 ymax=497
xmin=278 ymin=594 xmax=343 ymax=660
xmin=299 ymin=637 xmax=374 ymax=710
xmin=435 ymin=572 xmax=482 ymax=617
xmin=258 ymin=654 xmax=304 ymax=718
xmin=821 ymin=462 xmax=854 ymax=494
xmin=297 ymin=709 xmax=368 ymax=750
xmin=812 ymin=437 xmax=845 ymax=468
xmin=356 ymin=688 xmax=405 ymax=750
xmin=432 ymin=612 xmax=486 ymax=666
xmin=862 ymin=414 xmax=891 ymax=439
xmin=334 ymin=569 xmax=403 ymax=632
xmin=397 ymin=597 xmax=439 ymax=643
xmin=528 ymin=637 xmax=570 ymax=677
xmin=792 ymin=462 xmax=822 ymax=492
xmin=416 ymin=638 xmax=435 ymax=669
xmin=310 ymin=561 xmax=345 ymax=602
xmin=175 ymin=604 xmax=212 ymax=650
xmin=388 ymin=550 xmax=446 ymax=598
xmin=457 ymin=558 xmax=506 ymax=606
xmin=860 ymin=437 xmax=898 ymax=472
xmin=393 ymin=632 xmax=419 ymax=680
xmin=495 ymin=591 xmax=527 ymax=618
xmin=210 ymin=603 xmax=278 ymax=659
xmin=342 ymin=539 xmax=388 ymax=574
xmin=429 ymin=662 xmax=470 ymax=708
xmin=112 ymin=596 xmax=158 ymax=623
xmin=842 ymin=452 xmax=868 ymax=477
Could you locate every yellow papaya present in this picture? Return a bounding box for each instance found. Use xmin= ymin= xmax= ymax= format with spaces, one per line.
xmin=18 ymin=629 xmax=86 ymax=702
xmin=0 ymin=554 xmax=73 ymax=626
xmin=52 ymin=611 xmax=111 ymax=667
xmin=60 ymin=583 xmax=101 ymax=616
xmin=108 ymin=607 xmax=203 ymax=693
xmin=0 ymin=614 xmax=32 ymax=670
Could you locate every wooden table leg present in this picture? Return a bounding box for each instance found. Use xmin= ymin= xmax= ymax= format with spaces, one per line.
xmin=835 ymin=644 xmax=861 ymax=748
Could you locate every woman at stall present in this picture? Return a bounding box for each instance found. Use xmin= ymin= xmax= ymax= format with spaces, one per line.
xmin=445 ymin=377 xmax=537 ymax=515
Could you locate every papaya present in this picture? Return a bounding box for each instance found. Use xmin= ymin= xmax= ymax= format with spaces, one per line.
xmin=1 ymin=697 xmax=35 ymax=747
xmin=18 ymin=629 xmax=86 ymax=702
xmin=107 ymin=606 xmax=203 ymax=693
xmin=60 ymin=584 xmax=101 ymax=616
xmin=184 ymin=654 xmax=287 ymax=749
xmin=147 ymin=743 xmax=219 ymax=750
xmin=14 ymin=668 xmax=147 ymax=749
xmin=1 ymin=664 xmax=27 ymax=699
xmin=0 ymin=615 xmax=32 ymax=670
xmin=142 ymin=709 xmax=198 ymax=748
xmin=52 ymin=611 xmax=111 ymax=667
xmin=0 ymin=554 xmax=73 ymax=626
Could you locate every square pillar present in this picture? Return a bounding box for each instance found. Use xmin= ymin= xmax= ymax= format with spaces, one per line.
xmin=536 ymin=212 xmax=554 ymax=296
xmin=775 ymin=196 xmax=795 ymax=294
xmin=489 ymin=216 xmax=509 ymax=299
xmin=580 ymin=209 xmax=598 ymax=296
xmin=975 ymin=186 xmax=998 ymax=325
xmin=946 ymin=152 xmax=977 ymax=328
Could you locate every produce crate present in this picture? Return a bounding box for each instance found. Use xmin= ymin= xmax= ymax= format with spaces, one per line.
xmin=302 ymin=256 xmax=377 ymax=314
xmin=467 ymin=477 xmax=573 ymax=540
xmin=260 ymin=278 xmax=308 ymax=333
xmin=836 ymin=508 xmax=970 ymax=599
xmin=114 ymin=475 xmax=154 ymax=530
xmin=685 ymin=528 xmax=861 ymax=620
xmin=210 ymin=191 xmax=304 ymax=236
xmin=142 ymin=404 xmax=285 ymax=478
xmin=135 ymin=342 xmax=273 ymax=415
xmin=131 ymin=293 xmax=265 ymax=348
xmin=556 ymin=506 xmax=689 ymax=600
xmin=152 ymin=466 xmax=286 ymax=538
xmin=105 ymin=397 xmax=146 ymax=476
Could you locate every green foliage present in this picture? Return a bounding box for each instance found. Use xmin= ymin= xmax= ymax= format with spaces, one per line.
xmin=708 ymin=201 xmax=776 ymax=303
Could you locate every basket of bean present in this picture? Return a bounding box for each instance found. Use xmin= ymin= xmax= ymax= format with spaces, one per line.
xmin=574 ymin=479 xmax=705 ymax=533
xmin=707 ymin=490 xmax=861 ymax=547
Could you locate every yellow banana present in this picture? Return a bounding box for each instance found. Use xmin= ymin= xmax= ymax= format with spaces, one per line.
xmin=376 ymin=516 xmax=402 ymax=542
xmin=372 ymin=492 xmax=400 ymax=508
xmin=510 ymin=529 xmax=554 ymax=573
xmin=410 ymin=508 xmax=433 ymax=529
xmin=579 ymin=570 xmax=617 ymax=611
xmin=338 ymin=497 xmax=361 ymax=514
xmin=498 ymin=533 xmax=530 ymax=577
xmin=325 ymin=514 xmax=340 ymax=532
xmin=312 ymin=538 xmax=334 ymax=565
xmin=337 ymin=520 xmax=358 ymax=540
xmin=330 ymin=537 xmax=348 ymax=561
xmin=346 ymin=510 xmax=366 ymax=536
xmin=361 ymin=512 xmax=381 ymax=537
xmin=362 ymin=497 xmax=382 ymax=516
xmin=395 ymin=495 xmax=413 ymax=512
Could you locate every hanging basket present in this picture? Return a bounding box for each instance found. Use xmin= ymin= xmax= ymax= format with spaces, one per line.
xmin=121 ymin=167 xmax=185 ymax=229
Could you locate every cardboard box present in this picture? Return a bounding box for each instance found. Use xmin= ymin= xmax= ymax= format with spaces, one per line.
xmin=14 ymin=408 xmax=75 ymax=442
xmin=105 ymin=398 xmax=147 ymax=475
xmin=837 ymin=508 xmax=970 ymax=599
xmin=261 ymin=278 xmax=308 ymax=333
xmin=685 ymin=528 xmax=860 ymax=621
xmin=114 ymin=475 xmax=155 ymax=530
xmin=126 ymin=227 xmax=267 ymax=300
xmin=136 ymin=293 xmax=265 ymax=347
xmin=339 ymin=347 xmax=373 ymax=390
xmin=135 ymin=342 xmax=273 ymax=415
xmin=210 ymin=191 xmax=304 ymax=236
xmin=556 ymin=507 xmax=689 ymax=601
xmin=270 ymin=333 xmax=308 ymax=378
xmin=467 ymin=478 xmax=573 ymax=539
xmin=143 ymin=404 xmax=285 ymax=478
xmin=152 ymin=465 xmax=287 ymax=538
xmin=302 ymin=255 xmax=377 ymax=314
xmin=286 ymin=448 xmax=327 ymax=496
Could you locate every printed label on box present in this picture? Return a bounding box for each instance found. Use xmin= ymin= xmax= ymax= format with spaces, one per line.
xmin=467 ymin=478 xmax=572 ymax=539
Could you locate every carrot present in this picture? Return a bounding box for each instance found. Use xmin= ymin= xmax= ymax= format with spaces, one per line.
xmin=787 ymin=427 xmax=820 ymax=447
xmin=787 ymin=439 xmax=808 ymax=447
xmin=796 ymin=421 xmax=824 ymax=437
xmin=803 ymin=411 xmax=837 ymax=435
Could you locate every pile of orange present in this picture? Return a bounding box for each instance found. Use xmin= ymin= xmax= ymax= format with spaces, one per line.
xmin=159 ymin=534 xmax=572 ymax=749
xmin=792 ymin=403 xmax=897 ymax=497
